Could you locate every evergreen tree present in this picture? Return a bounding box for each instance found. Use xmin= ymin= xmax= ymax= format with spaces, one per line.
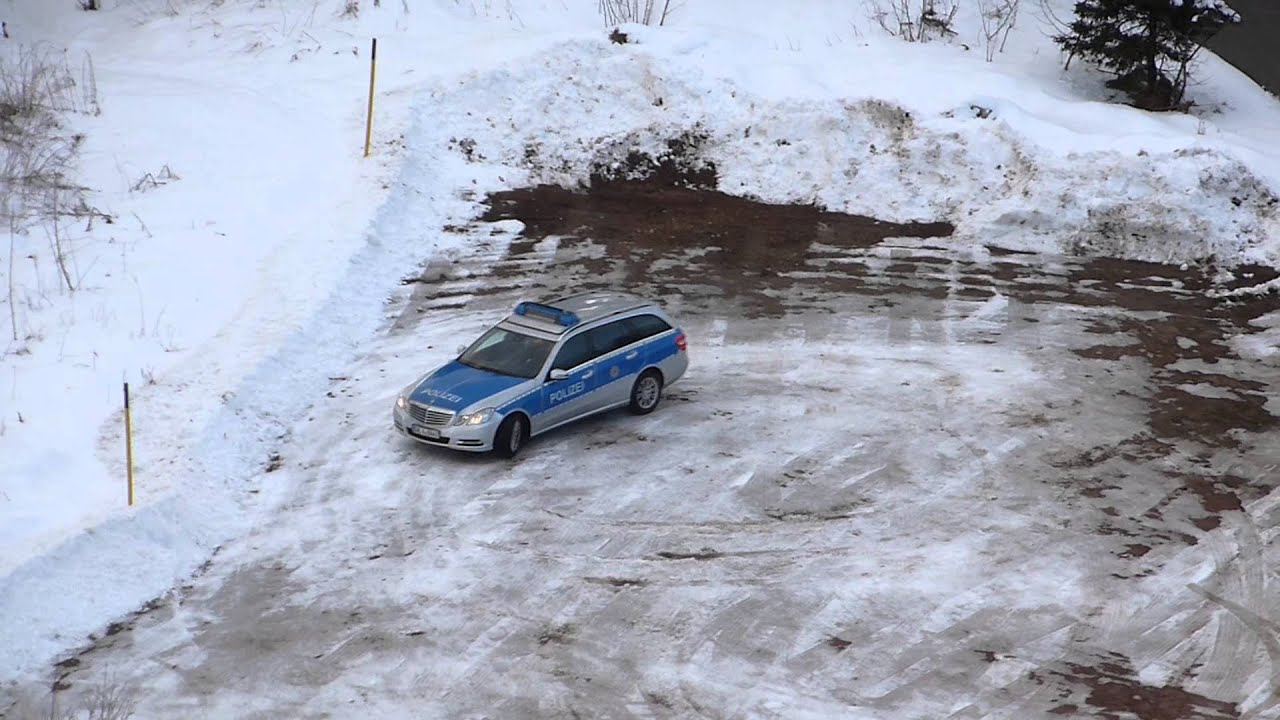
xmin=1055 ymin=0 xmax=1241 ymax=110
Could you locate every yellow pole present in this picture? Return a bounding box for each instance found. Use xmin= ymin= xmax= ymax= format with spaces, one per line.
xmin=364 ymin=37 xmax=377 ymax=158
xmin=124 ymin=382 xmax=134 ymax=506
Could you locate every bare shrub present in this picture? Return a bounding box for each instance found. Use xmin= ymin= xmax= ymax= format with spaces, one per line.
xmin=78 ymin=674 xmax=138 ymax=720
xmin=978 ymin=0 xmax=1019 ymax=60
xmin=0 ymin=45 xmax=99 ymax=345
xmin=80 ymin=53 xmax=100 ymax=117
xmin=0 ymin=46 xmax=93 ymax=184
xmin=598 ymin=0 xmax=675 ymax=26
xmin=0 ymin=48 xmax=82 ymax=119
xmin=129 ymin=165 xmax=180 ymax=193
xmin=2 ymin=673 xmax=138 ymax=720
xmin=867 ymin=0 xmax=960 ymax=42
xmin=45 ymin=187 xmax=75 ymax=292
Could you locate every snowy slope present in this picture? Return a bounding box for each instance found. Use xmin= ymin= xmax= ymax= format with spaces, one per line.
xmin=3 ymin=0 xmax=1280 ymax=684
xmin=0 ymin=0 xmax=597 ymax=578
xmin=0 ymin=0 xmax=602 ymax=680
xmin=421 ymin=24 xmax=1280 ymax=265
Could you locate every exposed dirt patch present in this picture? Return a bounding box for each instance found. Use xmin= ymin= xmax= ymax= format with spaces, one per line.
xmin=1118 ymin=543 xmax=1151 ymax=559
xmin=1042 ymin=424 xmax=1273 ymax=545
xmin=1053 ymin=654 xmax=1239 ymax=719
xmin=480 ymin=177 xmax=953 ymax=318
xmin=588 ymin=129 xmax=721 ymax=191
xmin=584 ymin=576 xmax=647 ymax=588
xmin=475 ymin=173 xmax=1277 ymax=420
xmin=763 ymin=508 xmax=860 ymax=521
xmin=1050 ymin=434 xmax=1174 ymax=471
xmin=1178 ymin=472 xmax=1252 ymax=513
xmin=1071 ymin=305 xmax=1278 ymax=448
xmin=1148 ymin=385 xmax=1275 ymax=448
xmin=44 ymin=593 xmax=175 ymax=694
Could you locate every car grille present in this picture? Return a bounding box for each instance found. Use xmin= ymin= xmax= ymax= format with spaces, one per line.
xmin=409 ymin=403 xmax=454 ymax=426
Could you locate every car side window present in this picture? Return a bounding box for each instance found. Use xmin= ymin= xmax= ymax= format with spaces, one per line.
xmin=552 ymin=332 xmax=594 ymax=371
xmin=587 ymin=320 xmax=635 ymax=357
xmin=624 ymin=314 xmax=671 ymax=342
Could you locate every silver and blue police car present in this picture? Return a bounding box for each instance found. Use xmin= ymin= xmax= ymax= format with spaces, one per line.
xmin=393 ymin=291 xmax=689 ymax=457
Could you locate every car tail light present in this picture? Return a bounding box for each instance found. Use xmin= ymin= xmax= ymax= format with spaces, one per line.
xmin=675 ymin=333 xmax=687 ymax=352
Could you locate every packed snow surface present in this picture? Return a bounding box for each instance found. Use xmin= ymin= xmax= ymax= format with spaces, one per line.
xmin=2 ymin=0 xmax=1279 ymax=689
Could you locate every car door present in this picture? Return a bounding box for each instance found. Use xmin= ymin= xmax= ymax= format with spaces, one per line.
xmin=589 ymin=318 xmax=647 ymax=408
xmin=538 ymin=330 xmax=597 ymax=432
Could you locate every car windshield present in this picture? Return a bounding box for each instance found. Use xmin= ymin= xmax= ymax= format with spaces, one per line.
xmin=457 ymin=326 xmax=554 ymax=379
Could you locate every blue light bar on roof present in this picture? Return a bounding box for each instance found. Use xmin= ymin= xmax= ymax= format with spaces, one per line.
xmin=514 ymin=301 xmax=580 ymax=327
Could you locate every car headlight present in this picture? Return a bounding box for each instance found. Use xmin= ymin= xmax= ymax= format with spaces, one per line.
xmin=396 ymin=395 xmax=408 ymax=410
xmin=454 ymin=408 xmax=495 ymax=426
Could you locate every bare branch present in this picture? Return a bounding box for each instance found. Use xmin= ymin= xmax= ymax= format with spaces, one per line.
xmin=598 ymin=0 xmax=672 ymax=26
xmin=978 ymin=0 xmax=1020 ymax=61
xmin=866 ymin=0 xmax=959 ymax=42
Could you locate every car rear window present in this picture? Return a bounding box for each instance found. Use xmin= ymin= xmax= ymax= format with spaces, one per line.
xmin=624 ymin=314 xmax=672 ymax=341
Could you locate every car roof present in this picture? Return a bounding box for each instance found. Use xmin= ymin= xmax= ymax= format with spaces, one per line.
xmin=501 ymin=291 xmax=657 ymax=336
xmin=551 ymin=291 xmax=652 ymax=321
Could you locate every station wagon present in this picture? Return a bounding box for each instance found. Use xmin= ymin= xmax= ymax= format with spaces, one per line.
xmin=393 ymin=291 xmax=689 ymax=457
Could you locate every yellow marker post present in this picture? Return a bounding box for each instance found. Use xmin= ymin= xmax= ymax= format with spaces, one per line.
xmin=364 ymin=38 xmax=377 ymax=158
xmin=124 ymin=382 xmax=134 ymax=506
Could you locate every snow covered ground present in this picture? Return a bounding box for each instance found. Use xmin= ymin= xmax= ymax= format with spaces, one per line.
xmin=1 ymin=0 xmax=603 ymax=678
xmin=2 ymin=0 xmax=1280 ymax=714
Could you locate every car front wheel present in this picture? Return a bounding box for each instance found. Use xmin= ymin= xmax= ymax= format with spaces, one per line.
xmin=493 ymin=414 xmax=527 ymax=458
xmin=629 ymin=370 xmax=663 ymax=415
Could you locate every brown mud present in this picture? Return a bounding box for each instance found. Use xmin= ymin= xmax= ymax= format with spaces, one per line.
xmin=1050 ymin=654 xmax=1240 ymax=719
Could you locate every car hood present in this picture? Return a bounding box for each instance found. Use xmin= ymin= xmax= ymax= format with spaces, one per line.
xmin=408 ymin=361 xmax=528 ymax=411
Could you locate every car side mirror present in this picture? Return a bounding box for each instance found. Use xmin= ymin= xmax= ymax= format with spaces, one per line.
xmin=548 ymin=368 xmax=569 ymax=382
xmin=456 ymin=344 xmax=467 ymax=356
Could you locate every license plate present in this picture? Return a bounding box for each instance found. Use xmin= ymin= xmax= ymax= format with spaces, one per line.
xmin=414 ymin=425 xmax=441 ymax=439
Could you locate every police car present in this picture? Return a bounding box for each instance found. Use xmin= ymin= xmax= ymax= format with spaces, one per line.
xmin=394 ymin=291 xmax=689 ymax=457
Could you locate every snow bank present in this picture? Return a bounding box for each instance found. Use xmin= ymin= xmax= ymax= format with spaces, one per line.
xmin=0 ymin=78 xmax=483 ymax=681
xmin=427 ymin=31 xmax=1280 ymax=268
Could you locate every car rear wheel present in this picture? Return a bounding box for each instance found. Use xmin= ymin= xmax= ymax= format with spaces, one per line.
xmin=629 ymin=370 xmax=663 ymax=415
xmin=493 ymin=414 xmax=527 ymax=458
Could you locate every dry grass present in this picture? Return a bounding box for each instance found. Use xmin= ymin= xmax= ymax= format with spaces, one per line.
xmin=866 ymin=0 xmax=960 ymax=42
xmin=2 ymin=672 xmax=137 ymax=720
xmin=0 ymin=44 xmax=94 ymax=223
xmin=0 ymin=44 xmax=100 ymax=346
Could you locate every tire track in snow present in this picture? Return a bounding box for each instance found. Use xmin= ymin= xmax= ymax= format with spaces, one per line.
xmin=1192 ymin=508 xmax=1280 ymax=718
xmin=1194 ymin=514 xmax=1261 ymax=703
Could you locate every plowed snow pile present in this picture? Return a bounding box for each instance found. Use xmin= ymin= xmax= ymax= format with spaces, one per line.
xmin=427 ymin=31 xmax=1279 ymax=268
